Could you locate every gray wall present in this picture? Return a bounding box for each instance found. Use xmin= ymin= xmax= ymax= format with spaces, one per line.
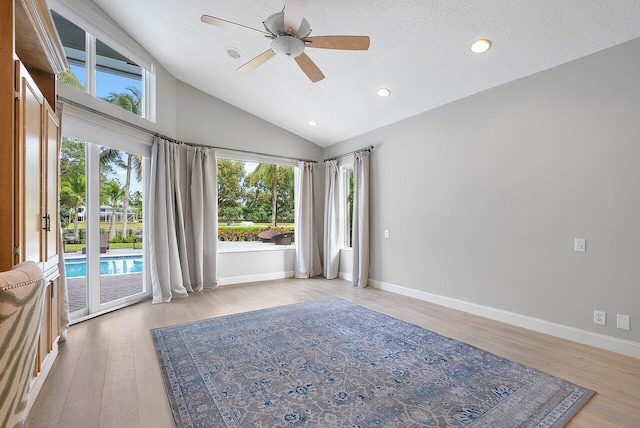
xmin=175 ymin=81 xmax=321 ymax=160
xmin=324 ymin=38 xmax=640 ymax=343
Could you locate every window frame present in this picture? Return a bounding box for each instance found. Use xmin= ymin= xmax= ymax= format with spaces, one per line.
xmin=215 ymin=153 xmax=298 ymax=252
xmin=339 ymin=159 xmax=354 ymax=249
xmin=49 ymin=1 xmax=155 ymax=121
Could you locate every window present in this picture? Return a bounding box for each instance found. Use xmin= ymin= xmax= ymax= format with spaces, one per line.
xmin=52 ymin=10 xmax=146 ymax=118
xmin=217 ymin=158 xmax=295 ymax=244
xmin=341 ymin=167 xmax=354 ymax=248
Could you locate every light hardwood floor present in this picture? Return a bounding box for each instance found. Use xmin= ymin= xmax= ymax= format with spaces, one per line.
xmin=26 ymin=277 xmax=640 ymax=427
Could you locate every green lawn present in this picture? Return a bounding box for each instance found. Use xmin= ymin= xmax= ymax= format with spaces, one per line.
xmin=64 ymin=242 xmax=143 ymax=253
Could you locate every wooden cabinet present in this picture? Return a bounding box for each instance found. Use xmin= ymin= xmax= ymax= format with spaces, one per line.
xmin=14 ymin=59 xmax=64 ymax=413
xmin=14 ymin=62 xmax=60 ymax=272
xmin=36 ymin=273 xmax=61 ymax=374
xmin=1 ymin=0 xmax=67 ymax=417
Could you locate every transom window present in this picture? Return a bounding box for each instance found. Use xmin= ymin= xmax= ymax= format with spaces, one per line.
xmin=51 ymin=10 xmax=146 ymax=118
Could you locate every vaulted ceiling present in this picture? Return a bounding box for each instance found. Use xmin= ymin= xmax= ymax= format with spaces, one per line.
xmin=92 ymin=0 xmax=640 ymax=147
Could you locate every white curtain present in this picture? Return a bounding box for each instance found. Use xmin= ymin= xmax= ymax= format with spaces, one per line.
xmin=294 ymin=161 xmax=321 ymax=278
xmin=323 ymin=160 xmax=341 ymax=279
xmin=58 ymin=227 xmax=69 ymax=341
xmin=148 ymin=137 xmax=217 ymax=303
xmin=352 ymin=151 xmax=370 ymax=287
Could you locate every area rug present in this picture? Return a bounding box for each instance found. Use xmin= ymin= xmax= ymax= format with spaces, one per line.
xmin=151 ymin=298 xmax=594 ymax=427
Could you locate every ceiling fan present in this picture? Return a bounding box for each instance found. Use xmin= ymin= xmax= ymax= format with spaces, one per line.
xmin=201 ymin=0 xmax=370 ymax=83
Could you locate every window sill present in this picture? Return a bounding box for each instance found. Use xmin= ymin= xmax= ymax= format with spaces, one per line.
xmin=217 ymin=241 xmax=296 ymax=254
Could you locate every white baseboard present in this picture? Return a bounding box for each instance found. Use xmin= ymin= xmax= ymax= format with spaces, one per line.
xmin=338 ymin=271 xmax=353 ymax=282
xmin=369 ymin=279 xmax=640 ymax=360
xmin=218 ymin=271 xmax=294 ymax=286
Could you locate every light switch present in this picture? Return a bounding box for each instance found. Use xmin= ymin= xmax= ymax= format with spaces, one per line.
xmin=574 ymin=238 xmax=586 ymax=252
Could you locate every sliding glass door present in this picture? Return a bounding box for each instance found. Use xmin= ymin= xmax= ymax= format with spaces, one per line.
xmin=61 ymin=137 xmax=149 ymax=321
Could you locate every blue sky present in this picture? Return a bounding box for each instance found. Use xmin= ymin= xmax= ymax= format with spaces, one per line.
xmin=69 ymin=64 xmax=142 ymax=98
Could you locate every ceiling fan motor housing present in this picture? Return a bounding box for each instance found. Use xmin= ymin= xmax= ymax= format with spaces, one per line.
xmin=271 ymin=35 xmax=305 ymax=57
xmin=264 ymin=12 xmax=311 ymax=38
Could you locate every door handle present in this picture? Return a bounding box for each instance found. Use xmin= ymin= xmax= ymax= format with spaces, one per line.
xmin=42 ymin=214 xmax=51 ymax=232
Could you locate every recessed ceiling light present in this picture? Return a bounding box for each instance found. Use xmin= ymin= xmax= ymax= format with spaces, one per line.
xmin=308 ymin=120 xmax=318 ymax=127
xmin=377 ymin=87 xmax=391 ymax=97
xmin=225 ymin=46 xmax=242 ymax=59
xmin=471 ymin=39 xmax=491 ymax=54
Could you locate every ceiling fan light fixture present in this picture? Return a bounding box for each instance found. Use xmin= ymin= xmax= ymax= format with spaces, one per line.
xmin=377 ymin=87 xmax=391 ymax=97
xmin=471 ymin=39 xmax=491 ymax=54
xmin=308 ymin=120 xmax=318 ymax=127
xmin=271 ymin=35 xmax=305 ymax=57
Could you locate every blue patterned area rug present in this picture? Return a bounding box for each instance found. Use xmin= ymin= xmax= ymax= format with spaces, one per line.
xmin=151 ymin=298 xmax=594 ymax=427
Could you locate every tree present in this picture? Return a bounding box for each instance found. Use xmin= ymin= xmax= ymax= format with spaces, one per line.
xmin=60 ymin=174 xmax=85 ymax=240
xmin=275 ymin=166 xmax=295 ymax=223
xmin=60 ymin=137 xmax=86 ymax=177
xmin=248 ymin=163 xmax=279 ymax=226
xmin=130 ymin=190 xmax=143 ymax=222
xmin=242 ymin=178 xmax=270 ymax=222
xmin=59 ymin=138 xmax=86 ymax=232
xmin=217 ymin=159 xmax=245 ymax=221
xmin=103 ymin=87 xmax=142 ymax=115
xmin=102 ymin=181 xmax=123 ymax=240
xmin=57 ymin=69 xmax=84 ymax=91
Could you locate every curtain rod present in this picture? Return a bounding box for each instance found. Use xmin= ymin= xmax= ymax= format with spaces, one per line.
xmin=58 ymin=96 xmax=317 ymax=164
xmin=323 ymin=145 xmax=374 ymax=162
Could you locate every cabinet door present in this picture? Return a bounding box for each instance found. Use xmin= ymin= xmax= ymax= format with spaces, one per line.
xmin=35 ymin=271 xmax=60 ymax=376
xmin=15 ymin=63 xmax=44 ymax=266
xmin=43 ymin=102 xmax=59 ymax=271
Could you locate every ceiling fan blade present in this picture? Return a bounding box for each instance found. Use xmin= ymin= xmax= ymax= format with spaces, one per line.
xmin=283 ymin=0 xmax=308 ymax=35
xmin=201 ymin=14 xmax=272 ymax=38
xmin=303 ymin=36 xmax=370 ymax=50
xmin=237 ymin=49 xmax=276 ymax=72
xmin=294 ymin=53 xmax=325 ymax=83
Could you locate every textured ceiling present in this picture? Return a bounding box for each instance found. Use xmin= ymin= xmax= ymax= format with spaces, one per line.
xmin=92 ymin=0 xmax=640 ymax=148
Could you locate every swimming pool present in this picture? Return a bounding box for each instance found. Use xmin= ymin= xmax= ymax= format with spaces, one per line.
xmin=65 ymin=255 xmax=143 ymax=278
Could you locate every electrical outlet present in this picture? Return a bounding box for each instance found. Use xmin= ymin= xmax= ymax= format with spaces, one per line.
xmin=594 ymin=310 xmax=606 ymax=325
xmin=617 ymin=314 xmax=630 ymax=330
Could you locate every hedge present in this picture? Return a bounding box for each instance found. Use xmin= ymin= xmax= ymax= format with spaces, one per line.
xmin=217 ymin=226 xmax=294 ymax=242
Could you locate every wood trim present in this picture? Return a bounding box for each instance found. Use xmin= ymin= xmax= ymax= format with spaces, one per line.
xmin=15 ymin=0 xmax=67 ymax=74
xmin=0 ymin=1 xmax=15 ymax=271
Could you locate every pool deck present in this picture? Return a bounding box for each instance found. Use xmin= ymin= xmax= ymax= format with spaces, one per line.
xmin=65 ymin=249 xmax=145 ymax=312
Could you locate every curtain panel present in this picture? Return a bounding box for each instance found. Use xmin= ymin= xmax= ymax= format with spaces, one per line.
xmin=352 ymin=151 xmax=370 ymax=288
xmin=323 ymin=160 xmax=341 ymax=279
xmin=294 ymin=161 xmax=321 ymax=278
xmin=149 ymin=137 xmax=217 ymax=303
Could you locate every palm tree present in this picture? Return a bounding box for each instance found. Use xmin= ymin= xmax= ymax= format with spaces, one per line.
xmin=129 ymin=191 xmax=143 ymax=222
xmin=249 ymin=163 xmax=279 ymax=226
xmin=102 ymin=87 xmax=143 ymax=240
xmin=60 ymin=174 xmax=85 ymax=240
xmin=57 ymin=69 xmax=84 ymax=91
xmin=103 ymin=87 xmax=142 ymax=115
xmin=102 ymin=181 xmax=124 ymax=240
